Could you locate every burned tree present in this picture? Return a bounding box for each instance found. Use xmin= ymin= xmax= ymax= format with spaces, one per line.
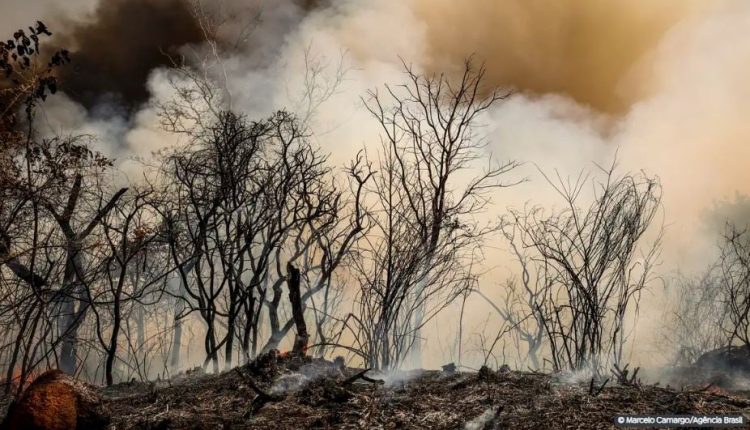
xmin=0 ymin=134 xmax=129 ymax=383
xmin=162 ymin=109 xmax=354 ymax=369
xmin=506 ymin=162 xmax=661 ymax=374
xmin=718 ymin=224 xmax=750 ymax=351
xmin=41 ymin=148 xmax=127 ymax=376
xmin=667 ymin=269 xmax=727 ymax=365
xmin=348 ymin=59 xmax=520 ymax=369
xmin=286 ymin=263 xmax=308 ymax=355
xmin=90 ymin=186 xmax=174 ymax=385
xmin=162 ymin=109 xmax=267 ymax=372
xmin=0 ymin=22 xmax=140 ymax=385
xmin=157 ymin=49 xmax=373 ymax=369
xmin=259 ymin=152 xmax=373 ymax=357
xmin=0 ymin=23 xmax=67 ymax=391
xmin=664 ymin=227 xmax=750 ymax=375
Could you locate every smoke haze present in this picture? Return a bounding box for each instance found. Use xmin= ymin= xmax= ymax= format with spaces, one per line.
xmin=415 ymin=0 xmax=709 ymax=113
xmin=5 ymin=0 xmax=750 ymax=369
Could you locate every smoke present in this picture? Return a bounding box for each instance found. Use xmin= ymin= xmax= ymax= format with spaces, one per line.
xmin=408 ymin=0 xmax=750 ymax=369
xmin=414 ymin=0 xmax=708 ymax=113
xmin=0 ymin=0 xmax=96 ymax=38
xmin=54 ymin=0 xmax=205 ymax=109
xmin=704 ymin=194 xmax=750 ymax=235
xmin=616 ymin=1 xmax=750 ymax=268
xmin=465 ymin=407 xmax=500 ymax=430
xmin=406 ymin=0 xmax=750 ymax=268
xmin=0 ymin=0 xmax=324 ymax=110
xmin=9 ymin=0 xmax=750 ymax=370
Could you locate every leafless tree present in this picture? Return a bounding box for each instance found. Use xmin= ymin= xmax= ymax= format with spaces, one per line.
xmin=162 ymin=109 xmax=262 ymax=372
xmin=346 ymin=59 xmax=520 ymax=369
xmin=666 ymin=224 xmax=750 ymax=362
xmin=718 ymin=224 xmax=750 ymax=351
xmin=347 ymin=186 xmax=479 ymax=369
xmin=0 ymin=17 xmax=369 ymax=388
xmin=259 ymin=154 xmax=372 ymax=357
xmin=0 ymin=135 xmax=130 ymax=383
xmin=0 ymin=22 xmax=72 ymax=391
xmin=162 ymin=109 xmax=358 ymax=369
xmin=507 ymin=162 xmax=662 ymax=374
xmin=470 ymin=221 xmax=559 ymax=371
xmin=666 ymin=268 xmax=727 ymax=365
xmin=157 ymin=47 xmax=374 ymax=370
xmin=89 ymin=185 xmax=174 ymax=385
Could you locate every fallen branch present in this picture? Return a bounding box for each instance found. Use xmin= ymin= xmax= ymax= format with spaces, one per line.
xmin=588 ymin=377 xmax=609 ymax=397
xmin=612 ymin=363 xmax=641 ymax=388
xmin=340 ymin=368 xmax=384 ymax=386
xmin=234 ymin=368 xmax=285 ymax=416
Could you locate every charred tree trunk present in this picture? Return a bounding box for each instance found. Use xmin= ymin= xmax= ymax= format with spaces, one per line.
xmin=105 ymin=269 xmax=126 ymax=386
xmin=287 ymin=264 xmax=308 ymax=355
xmin=171 ymin=300 xmax=184 ymax=370
xmin=59 ymin=244 xmax=87 ymax=375
xmin=170 ymin=261 xmax=194 ymax=370
xmin=224 ymin=294 xmax=237 ymax=370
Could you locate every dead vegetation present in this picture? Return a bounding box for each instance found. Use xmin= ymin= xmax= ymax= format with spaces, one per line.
xmin=96 ymin=352 xmax=750 ymax=430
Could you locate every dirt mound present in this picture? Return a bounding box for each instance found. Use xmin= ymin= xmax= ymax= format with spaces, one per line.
xmin=663 ymin=346 xmax=750 ymax=392
xmin=695 ymin=345 xmax=750 ymax=375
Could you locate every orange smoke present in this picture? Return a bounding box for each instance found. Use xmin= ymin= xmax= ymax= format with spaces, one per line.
xmin=413 ymin=0 xmax=709 ymax=113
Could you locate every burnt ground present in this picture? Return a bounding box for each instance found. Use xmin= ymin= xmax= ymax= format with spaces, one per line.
xmin=98 ymin=353 xmax=750 ymax=430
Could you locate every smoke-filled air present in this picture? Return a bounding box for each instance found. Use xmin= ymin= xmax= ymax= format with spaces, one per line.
xmin=2 ymin=1 xmax=750 ymax=429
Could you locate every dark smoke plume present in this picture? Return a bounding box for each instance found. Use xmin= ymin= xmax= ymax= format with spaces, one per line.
xmin=53 ymin=0 xmax=326 ymax=111
xmin=56 ymin=0 xmax=204 ymax=110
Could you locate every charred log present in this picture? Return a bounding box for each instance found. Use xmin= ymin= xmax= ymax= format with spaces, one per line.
xmin=340 ymin=368 xmax=383 ymax=386
xmin=233 ymin=368 xmax=285 ymax=416
xmin=1 ymin=370 xmax=109 ymax=430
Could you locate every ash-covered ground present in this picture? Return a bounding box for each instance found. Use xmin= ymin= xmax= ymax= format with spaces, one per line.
xmin=99 ymin=351 xmax=750 ymax=430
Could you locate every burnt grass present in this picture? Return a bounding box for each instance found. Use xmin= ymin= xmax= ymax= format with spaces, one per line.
xmin=101 ymin=353 xmax=750 ymax=430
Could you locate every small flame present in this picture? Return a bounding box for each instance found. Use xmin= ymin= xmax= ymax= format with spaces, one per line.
xmin=277 ymin=346 xmax=308 ymax=359
xmin=2 ymin=368 xmax=42 ymax=391
xmin=704 ymin=384 xmax=728 ymax=396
